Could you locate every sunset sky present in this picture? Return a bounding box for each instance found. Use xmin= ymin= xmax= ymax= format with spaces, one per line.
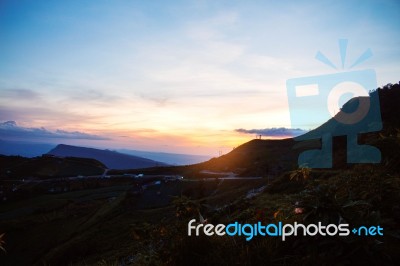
xmin=1 ymin=0 xmax=399 ymax=156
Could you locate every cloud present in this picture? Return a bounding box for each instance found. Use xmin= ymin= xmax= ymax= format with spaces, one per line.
xmin=235 ymin=127 xmax=307 ymax=137
xmin=0 ymin=121 xmax=109 ymax=141
xmin=65 ymin=88 xmax=122 ymax=104
xmin=0 ymin=88 xmax=42 ymax=100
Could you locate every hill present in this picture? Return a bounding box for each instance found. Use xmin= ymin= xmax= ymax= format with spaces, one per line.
xmin=196 ymin=138 xmax=300 ymax=176
xmin=122 ymin=82 xmax=400 ymax=177
xmin=203 ymin=82 xmax=400 ymax=171
xmin=47 ymin=144 xmax=168 ymax=170
xmin=0 ymin=155 xmax=105 ymax=179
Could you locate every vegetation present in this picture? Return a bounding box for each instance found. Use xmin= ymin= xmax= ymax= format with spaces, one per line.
xmin=118 ymin=165 xmax=399 ymax=266
xmin=0 ymin=233 xmax=5 ymax=254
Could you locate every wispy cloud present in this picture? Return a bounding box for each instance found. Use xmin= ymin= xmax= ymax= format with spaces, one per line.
xmin=235 ymin=127 xmax=307 ymax=137
xmin=0 ymin=121 xmax=109 ymax=141
xmin=0 ymin=88 xmax=42 ymax=101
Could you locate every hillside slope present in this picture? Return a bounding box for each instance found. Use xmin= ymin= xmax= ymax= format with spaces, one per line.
xmin=183 ymin=82 xmax=400 ymax=176
xmin=196 ymin=138 xmax=299 ymax=176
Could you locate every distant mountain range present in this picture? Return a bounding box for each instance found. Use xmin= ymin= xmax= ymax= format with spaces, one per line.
xmin=117 ymin=149 xmax=210 ymax=165
xmin=0 ymin=139 xmax=210 ymax=166
xmin=47 ymin=144 xmax=167 ymax=170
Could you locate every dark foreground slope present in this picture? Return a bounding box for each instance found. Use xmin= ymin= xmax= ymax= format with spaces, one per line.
xmin=48 ymin=144 xmax=167 ymax=170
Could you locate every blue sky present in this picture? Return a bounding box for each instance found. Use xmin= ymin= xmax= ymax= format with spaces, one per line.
xmin=0 ymin=0 xmax=399 ymax=155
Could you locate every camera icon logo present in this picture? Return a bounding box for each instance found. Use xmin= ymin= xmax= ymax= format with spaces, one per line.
xmin=287 ymin=40 xmax=382 ymax=168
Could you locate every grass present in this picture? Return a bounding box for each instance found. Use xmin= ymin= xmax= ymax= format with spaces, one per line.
xmin=0 ymin=177 xmax=266 ymax=265
xmin=0 ymin=185 xmax=132 ymax=265
xmin=2 ymin=165 xmax=399 ymax=265
xmin=1 ymin=167 xmax=399 ymax=265
xmin=158 ymin=166 xmax=400 ymax=266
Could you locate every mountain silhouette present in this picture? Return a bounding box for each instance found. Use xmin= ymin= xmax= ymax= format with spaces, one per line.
xmin=136 ymin=81 xmax=400 ymax=176
xmin=47 ymin=144 xmax=168 ymax=169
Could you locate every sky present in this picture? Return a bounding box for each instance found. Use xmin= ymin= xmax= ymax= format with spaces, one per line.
xmin=0 ymin=0 xmax=399 ymax=156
